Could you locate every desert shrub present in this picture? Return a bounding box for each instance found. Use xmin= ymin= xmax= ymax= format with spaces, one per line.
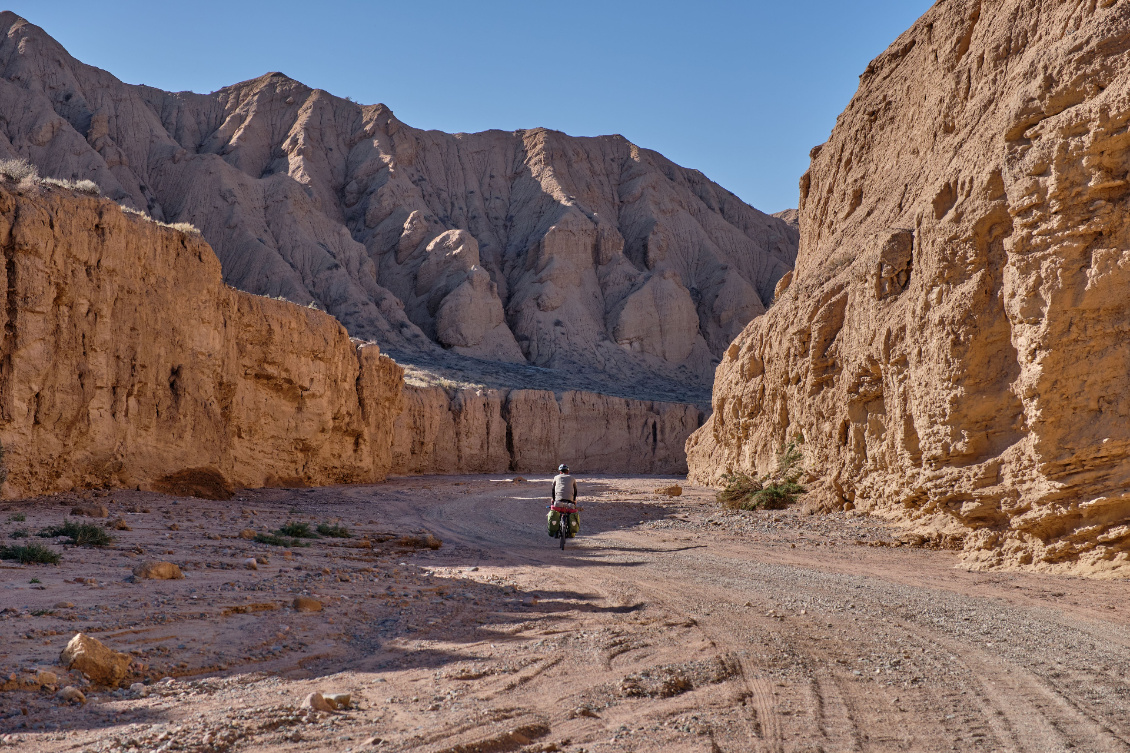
xmin=254 ymin=532 xmax=309 ymax=548
xmin=163 ymin=221 xmax=201 ymax=235
xmin=277 ymin=521 xmax=319 ymax=539
xmin=42 ymin=177 xmax=101 ymax=195
xmin=0 ymin=543 xmax=60 ymax=564
xmin=717 ymin=437 xmax=807 ymax=511
xmin=719 ymin=473 xmax=763 ymax=510
xmin=37 ymin=520 xmax=113 ymax=547
xmin=7 ymin=513 xmax=24 ymax=523
xmin=396 ymin=533 xmax=442 ymax=550
xmin=0 ymin=158 xmax=38 ymax=183
xmin=10 ymin=528 xmax=28 ymax=539
xmin=316 ymin=522 xmax=350 ymax=538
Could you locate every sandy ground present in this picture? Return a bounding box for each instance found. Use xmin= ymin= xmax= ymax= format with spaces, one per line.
xmin=2 ymin=476 xmax=1130 ymax=752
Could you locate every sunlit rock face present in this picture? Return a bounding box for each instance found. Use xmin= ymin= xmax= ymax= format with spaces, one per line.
xmin=689 ymin=0 xmax=1130 ymax=576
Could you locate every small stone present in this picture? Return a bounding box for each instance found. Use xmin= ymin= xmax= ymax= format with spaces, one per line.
xmin=167 ymin=524 xmax=179 ymax=531
xmin=71 ymin=505 xmax=109 ymax=518
xmin=301 ymin=692 xmax=333 ymax=712
xmin=129 ymin=682 xmax=148 ymax=696
xmin=243 ymin=558 xmax=258 ymax=570
xmin=57 ymin=686 xmax=85 ymax=704
xmin=36 ymin=670 xmax=58 ymax=687
xmin=293 ymin=597 xmax=323 ymax=613
xmin=132 ymin=561 xmax=184 ymax=580
xmin=53 ymin=602 xmax=74 ymax=609
xmin=239 ymin=529 xmax=256 ymax=540
xmin=254 ymin=554 xmax=269 ymax=565
xmin=324 ymin=692 xmax=351 ymax=709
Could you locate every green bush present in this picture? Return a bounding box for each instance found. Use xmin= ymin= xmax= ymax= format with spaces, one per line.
xmin=277 ymin=521 xmax=319 ymax=539
xmin=7 ymin=513 xmax=25 ymax=523
xmin=254 ymin=532 xmax=309 ymax=548
xmin=717 ymin=436 xmax=807 ymax=511
xmin=10 ymin=528 xmax=28 ymax=539
xmin=316 ymin=522 xmax=350 ymax=538
xmin=0 ymin=543 xmax=60 ymax=564
xmin=38 ymin=520 xmax=113 ymax=547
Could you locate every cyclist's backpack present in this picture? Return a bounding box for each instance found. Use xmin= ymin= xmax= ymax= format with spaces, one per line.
xmin=547 ymin=510 xmax=561 ymax=537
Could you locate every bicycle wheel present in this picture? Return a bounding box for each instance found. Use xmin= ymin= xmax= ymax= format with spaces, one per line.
xmin=560 ymin=513 xmax=568 ymax=549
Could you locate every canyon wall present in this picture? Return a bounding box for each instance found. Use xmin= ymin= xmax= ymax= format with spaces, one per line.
xmin=0 ymin=183 xmax=403 ymax=498
xmin=0 ymin=183 xmax=696 ymax=499
xmin=689 ymin=0 xmax=1130 ymax=576
xmin=0 ymin=12 xmax=797 ymax=400
xmin=390 ymin=385 xmax=702 ymax=476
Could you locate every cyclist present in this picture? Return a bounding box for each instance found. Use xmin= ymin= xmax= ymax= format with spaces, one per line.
xmin=547 ymin=464 xmax=580 ymax=538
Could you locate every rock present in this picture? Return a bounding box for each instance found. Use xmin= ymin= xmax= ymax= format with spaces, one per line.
xmin=52 ymin=602 xmax=73 ymax=609
xmin=391 ymin=385 xmax=703 ymax=475
xmin=132 ymin=562 xmax=184 ymax=581
xmin=238 ymin=529 xmax=256 ymax=540
xmin=70 ymin=505 xmax=108 ymax=518
xmin=57 ymin=686 xmax=85 ymax=704
xmin=243 ymin=558 xmax=259 ymax=570
xmin=654 ymin=485 xmax=683 ymax=497
xmin=688 ymin=0 xmax=1130 ymax=577
xmin=36 ymin=670 xmax=58 ymax=687
xmin=293 ymin=597 xmax=323 ymax=613
xmin=301 ymin=692 xmax=333 ymax=712
xmin=0 ymin=187 xmax=404 ymax=499
xmin=129 ymin=682 xmax=148 ymax=697
xmin=254 ymin=555 xmax=269 ymax=565
xmin=59 ymin=634 xmax=131 ymax=686
xmin=324 ymin=692 xmax=351 ymax=710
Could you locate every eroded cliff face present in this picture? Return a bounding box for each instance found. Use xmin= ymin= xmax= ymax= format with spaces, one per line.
xmin=0 ymin=184 xmax=404 ymax=497
xmin=390 ymin=385 xmax=701 ymax=476
xmin=689 ymin=0 xmax=1130 ymax=576
xmin=0 ymin=183 xmax=697 ymax=497
xmin=0 ymin=12 xmax=796 ymax=400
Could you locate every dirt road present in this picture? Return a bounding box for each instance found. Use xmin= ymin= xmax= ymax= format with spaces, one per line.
xmin=2 ymin=476 xmax=1130 ymax=752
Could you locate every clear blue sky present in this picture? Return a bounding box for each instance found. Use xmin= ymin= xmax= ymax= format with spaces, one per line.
xmin=13 ymin=1 xmax=934 ymax=214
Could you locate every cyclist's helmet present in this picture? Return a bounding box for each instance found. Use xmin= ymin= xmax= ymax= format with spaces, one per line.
xmin=558 ymin=464 xmax=569 ymax=473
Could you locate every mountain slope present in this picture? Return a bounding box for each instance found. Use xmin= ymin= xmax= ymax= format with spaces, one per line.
xmin=0 ymin=12 xmax=796 ymax=401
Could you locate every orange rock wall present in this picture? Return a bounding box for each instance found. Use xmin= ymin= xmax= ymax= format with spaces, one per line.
xmin=0 ymin=186 xmax=404 ymax=496
xmin=689 ymin=0 xmax=1130 ymax=576
xmin=391 ymin=386 xmax=702 ymax=476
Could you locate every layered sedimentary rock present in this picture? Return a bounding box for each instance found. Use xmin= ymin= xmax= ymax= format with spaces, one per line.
xmin=390 ymin=385 xmax=701 ymax=476
xmin=689 ymin=0 xmax=1130 ymax=575
xmin=0 ymin=12 xmax=796 ymax=398
xmin=0 ymin=184 xmax=403 ymax=497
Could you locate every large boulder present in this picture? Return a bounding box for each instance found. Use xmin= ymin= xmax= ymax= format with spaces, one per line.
xmin=60 ymin=633 xmax=132 ymax=686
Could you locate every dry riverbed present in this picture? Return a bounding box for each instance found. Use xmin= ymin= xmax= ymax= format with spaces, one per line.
xmin=1 ymin=476 xmax=1129 ymax=752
